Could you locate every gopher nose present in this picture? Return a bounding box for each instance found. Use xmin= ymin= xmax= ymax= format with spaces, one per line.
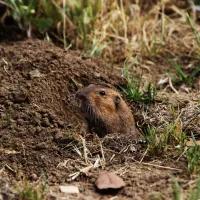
xmin=75 ymin=91 xmax=87 ymax=101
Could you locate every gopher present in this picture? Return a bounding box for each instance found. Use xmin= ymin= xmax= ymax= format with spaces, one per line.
xmin=75 ymin=84 xmax=138 ymax=138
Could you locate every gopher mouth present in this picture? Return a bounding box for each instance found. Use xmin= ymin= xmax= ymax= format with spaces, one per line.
xmin=75 ymin=98 xmax=95 ymax=118
xmin=81 ymin=102 xmax=96 ymax=119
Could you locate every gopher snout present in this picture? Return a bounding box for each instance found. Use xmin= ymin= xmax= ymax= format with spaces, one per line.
xmin=75 ymin=90 xmax=86 ymax=101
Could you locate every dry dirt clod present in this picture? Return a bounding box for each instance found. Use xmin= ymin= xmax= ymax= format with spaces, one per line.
xmin=34 ymin=142 xmax=47 ymax=150
xmin=29 ymin=173 xmax=38 ymax=181
xmin=46 ymin=195 xmax=57 ymax=200
xmin=36 ymin=126 xmax=42 ymax=133
xmin=12 ymin=91 xmax=28 ymax=103
xmin=0 ymin=193 xmax=12 ymax=200
xmin=28 ymin=69 xmax=44 ymax=79
xmin=0 ymin=87 xmax=9 ymax=97
xmin=40 ymin=118 xmax=50 ymax=127
xmin=95 ymin=171 xmax=125 ymax=190
xmin=5 ymin=100 xmax=13 ymax=106
xmin=17 ymin=118 xmax=24 ymax=126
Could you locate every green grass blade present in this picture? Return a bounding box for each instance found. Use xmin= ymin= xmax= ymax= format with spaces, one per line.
xmin=194 ymin=176 xmax=200 ymax=200
xmin=189 ymin=66 xmax=200 ymax=80
xmin=186 ymin=12 xmax=200 ymax=45
xmin=172 ymin=176 xmax=180 ymax=200
xmin=173 ymin=62 xmax=187 ymax=81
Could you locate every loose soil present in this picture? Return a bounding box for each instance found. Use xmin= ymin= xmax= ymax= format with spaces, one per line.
xmin=0 ymin=39 xmax=199 ymax=200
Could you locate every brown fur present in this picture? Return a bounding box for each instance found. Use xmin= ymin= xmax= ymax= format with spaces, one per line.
xmin=75 ymin=84 xmax=138 ymax=138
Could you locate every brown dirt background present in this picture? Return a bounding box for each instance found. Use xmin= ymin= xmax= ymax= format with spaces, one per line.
xmin=0 ymin=39 xmax=199 ymax=200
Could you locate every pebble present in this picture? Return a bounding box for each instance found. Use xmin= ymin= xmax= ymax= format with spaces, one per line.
xmin=59 ymin=185 xmax=79 ymax=194
xmin=34 ymin=142 xmax=46 ymax=150
xmin=17 ymin=118 xmax=24 ymax=126
xmin=36 ymin=126 xmax=42 ymax=133
xmin=0 ymin=87 xmax=8 ymax=97
xmin=46 ymin=195 xmax=57 ymax=200
xmin=28 ymin=69 xmax=44 ymax=79
xmin=5 ymin=100 xmax=13 ymax=106
xmin=13 ymin=91 xmax=28 ymax=103
xmin=29 ymin=173 xmax=38 ymax=181
xmin=40 ymin=118 xmax=50 ymax=127
xmin=28 ymin=127 xmax=36 ymax=134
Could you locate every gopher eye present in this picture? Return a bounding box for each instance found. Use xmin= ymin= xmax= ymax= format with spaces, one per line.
xmin=99 ymin=91 xmax=106 ymax=96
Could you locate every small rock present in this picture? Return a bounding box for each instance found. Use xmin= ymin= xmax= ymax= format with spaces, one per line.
xmin=95 ymin=171 xmax=125 ymax=190
xmin=5 ymin=100 xmax=13 ymax=106
xmin=43 ymin=113 xmax=48 ymax=117
xmin=0 ymin=87 xmax=8 ymax=97
xmin=46 ymin=195 xmax=57 ymax=200
xmin=129 ymin=144 xmax=136 ymax=152
xmin=28 ymin=69 xmax=44 ymax=79
xmin=54 ymin=130 xmax=63 ymax=140
xmin=28 ymin=127 xmax=36 ymax=134
xmin=16 ymin=171 xmax=24 ymax=180
xmin=57 ymin=120 xmax=64 ymax=128
xmin=26 ymin=83 xmax=31 ymax=89
xmin=36 ymin=126 xmax=42 ymax=133
xmin=59 ymin=185 xmax=79 ymax=194
xmin=8 ymin=94 xmax=13 ymax=101
xmin=40 ymin=118 xmax=50 ymax=127
xmin=29 ymin=173 xmax=38 ymax=181
xmin=13 ymin=91 xmax=28 ymax=103
xmin=94 ymin=72 xmax=101 ymax=77
xmin=17 ymin=118 xmax=24 ymax=126
xmin=0 ymin=113 xmax=6 ymax=119
xmin=0 ymin=98 xmax=4 ymax=104
xmin=12 ymin=103 xmax=21 ymax=110
xmin=34 ymin=142 xmax=46 ymax=150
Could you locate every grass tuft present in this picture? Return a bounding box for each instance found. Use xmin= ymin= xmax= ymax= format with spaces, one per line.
xmin=2 ymin=1 xmax=200 ymax=58
xmin=172 ymin=175 xmax=181 ymax=200
xmin=141 ymin=106 xmax=187 ymax=156
xmin=141 ymin=125 xmax=166 ymax=156
xmin=17 ymin=174 xmax=47 ymax=200
xmin=172 ymin=175 xmax=200 ymax=200
xmin=186 ymin=133 xmax=200 ymax=174
xmin=186 ymin=12 xmax=200 ymax=46
xmin=170 ymin=62 xmax=200 ymax=87
xmin=121 ymin=58 xmax=157 ymax=104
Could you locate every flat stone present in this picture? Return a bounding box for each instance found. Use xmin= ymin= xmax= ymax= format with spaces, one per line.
xmin=59 ymin=185 xmax=79 ymax=194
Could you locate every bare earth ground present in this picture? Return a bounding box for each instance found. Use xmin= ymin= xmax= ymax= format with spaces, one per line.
xmin=0 ymin=39 xmax=199 ymax=200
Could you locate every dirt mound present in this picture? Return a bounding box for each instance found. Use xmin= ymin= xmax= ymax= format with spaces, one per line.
xmin=0 ymin=39 xmax=195 ymax=200
xmin=0 ymin=39 xmax=123 ymax=179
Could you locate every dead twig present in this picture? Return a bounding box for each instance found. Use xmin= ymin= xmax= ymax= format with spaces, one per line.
xmin=168 ymin=76 xmax=179 ymax=94
xmin=137 ymin=160 xmax=182 ymax=171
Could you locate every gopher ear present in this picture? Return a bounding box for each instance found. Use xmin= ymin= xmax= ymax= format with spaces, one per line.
xmin=114 ymin=96 xmax=120 ymax=111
